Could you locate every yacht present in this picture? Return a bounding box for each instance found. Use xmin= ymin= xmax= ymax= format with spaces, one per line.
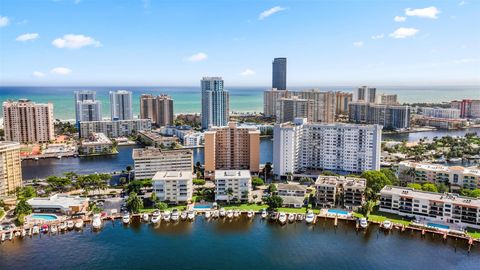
xmin=382 ymin=220 xmax=392 ymax=230
xmin=233 ymin=210 xmax=240 ymax=218
xmin=180 ymin=211 xmax=188 ymax=221
xmin=205 ymin=211 xmax=211 ymax=219
xmin=288 ymin=213 xmax=296 ymax=223
xmin=305 ymin=210 xmax=315 ymax=224
xmin=187 ymin=211 xmax=195 ymax=221
xmin=212 ymin=210 xmax=219 ymax=218
xmin=32 ymin=225 xmax=40 ymax=235
xmin=278 ymin=212 xmax=287 ymax=225
xmin=41 ymin=224 xmax=49 ymax=233
xmin=142 ymin=213 xmax=150 ymax=222
xmin=122 ymin=213 xmax=131 ymax=224
xmin=21 ymin=229 xmax=27 ymax=238
xmin=1 ymin=233 xmax=5 ymax=242
xmin=50 ymin=225 xmax=58 ymax=234
xmin=359 ymin=218 xmax=368 ymax=229
xmin=247 ymin=210 xmax=254 ymax=219
xmin=58 ymin=222 xmax=67 ymax=231
xmin=226 ymin=210 xmax=234 ymax=219
xmin=163 ymin=211 xmax=171 ymax=222
xmin=75 ymin=220 xmax=84 ymax=230
xmin=151 ymin=210 xmax=161 ymax=224
xmin=67 ymin=220 xmax=74 ymax=230
xmin=219 ymin=208 xmax=226 ymax=218
xmin=92 ymin=214 xmax=102 ymax=230
xmin=261 ymin=209 xmax=268 ymax=219
xmin=171 ymin=209 xmax=180 ymax=222
xmin=449 ymin=157 xmax=462 ymax=163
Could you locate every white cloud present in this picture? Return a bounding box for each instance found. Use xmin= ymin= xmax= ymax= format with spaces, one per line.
xmin=185 ymin=52 xmax=208 ymax=62
xmin=405 ymin=6 xmax=440 ymax=19
xmin=259 ymin=6 xmax=286 ymax=20
xmin=394 ymin=16 xmax=406 ymax=22
xmin=52 ymin=34 xmax=101 ymax=49
xmin=389 ymin=28 xmax=419 ymax=39
xmin=50 ymin=67 xmax=72 ymax=75
xmin=16 ymin=33 xmax=39 ymax=42
xmin=0 ymin=16 xmax=9 ymax=27
xmin=240 ymin=69 xmax=256 ymax=76
xmin=33 ymin=71 xmax=45 ymax=78
xmin=371 ymin=34 xmax=384 ymax=40
xmin=353 ymin=41 xmax=364 ymax=47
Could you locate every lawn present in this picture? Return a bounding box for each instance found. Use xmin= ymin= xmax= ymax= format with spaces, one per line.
xmin=354 ymin=209 xmax=412 ymax=226
xmin=466 ymin=228 xmax=480 ymax=239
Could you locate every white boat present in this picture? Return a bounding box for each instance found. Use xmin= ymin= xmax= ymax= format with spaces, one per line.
xmin=163 ymin=211 xmax=171 ymax=222
xmin=180 ymin=211 xmax=188 ymax=221
xmin=278 ymin=212 xmax=287 ymax=225
xmin=32 ymin=225 xmax=40 ymax=235
xmin=171 ymin=209 xmax=180 ymax=222
xmin=233 ymin=210 xmax=240 ymax=218
xmin=58 ymin=222 xmax=67 ymax=231
xmin=205 ymin=211 xmax=211 ymax=219
xmin=449 ymin=157 xmax=462 ymax=163
xmin=28 ymin=227 xmax=33 ymax=236
xmin=122 ymin=213 xmax=131 ymax=224
xmin=261 ymin=209 xmax=268 ymax=219
xmin=226 ymin=210 xmax=233 ymax=219
xmin=67 ymin=221 xmax=74 ymax=230
xmin=142 ymin=213 xmax=150 ymax=222
xmin=247 ymin=210 xmax=254 ymax=219
xmin=75 ymin=220 xmax=84 ymax=230
xmin=41 ymin=225 xmax=49 ymax=233
xmin=50 ymin=225 xmax=58 ymax=234
xmin=288 ymin=213 xmax=296 ymax=223
xmin=1 ymin=233 xmax=5 ymax=242
xmin=212 ymin=210 xmax=219 ymax=218
xmin=151 ymin=211 xmax=161 ymax=224
xmin=8 ymin=232 xmax=13 ymax=240
xmin=359 ymin=218 xmax=368 ymax=229
xmin=21 ymin=229 xmax=26 ymax=237
xmin=305 ymin=211 xmax=315 ymax=224
xmin=219 ymin=208 xmax=226 ymax=218
xmin=187 ymin=211 xmax=195 ymax=221
xmin=382 ymin=220 xmax=392 ymax=230
xmin=92 ymin=214 xmax=102 ymax=230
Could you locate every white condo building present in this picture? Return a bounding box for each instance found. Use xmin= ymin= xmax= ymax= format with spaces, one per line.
xmin=214 ymin=170 xmax=252 ymax=202
xmin=152 ymin=171 xmax=193 ymax=203
xmin=132 ymin=147 xmax=193 ymax=179
xmin=273 ymin=118 xmax=382 ymax=177
xmin=77 ymin=100 xmax=102 ymax=122
xmin=110 ymin=90 xmax=133 ymax=120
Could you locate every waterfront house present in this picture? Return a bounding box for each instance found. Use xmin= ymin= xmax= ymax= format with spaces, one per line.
xmin=27 ymin=194 xmax=89 ymax=215
xmin=276 ymin=183 xmax=307 ymax=208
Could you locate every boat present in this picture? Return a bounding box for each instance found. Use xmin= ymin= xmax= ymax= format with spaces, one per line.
xmin=212 ymin=210 xmax=219 ymax=218
xmin=67 ymin=220 xmax=74 ymax=230
xmin=233 ymin=210 xmax=240 ymax=218
xmin=261 ymin=209 xmax=268 ymax=219
xmin=92 ymin=214 xmax=102 ymax=230
xmin=296 ymin=214 xmax=304 ymax=222
xmin=142 ymin=213 xmax=150 ymax=222
xmin=269 ymin=212 xmax=278 ymax=221
xmin=219 ymin=208 xmax=226 ymax=218
xmin=74 ymin=220 xmax=84 ymax=230
xmin=58 ymin=222 xmax=67 ymax=231
xmin=448 ymin=157 xmax=462 ymax=163
xmin=382 ymin=220 xmax=392 ymax=230
xmin=32 ymin=226 xmax=40 ymax=235
xmin=21 ymin=229 xmax=26 ymax=237
xmin=278 ymin=212 xmax=287 ymax=225
xmin=171 ymin=209 xmax=180 ymax=222
xmin=180 ymin=211 xmax=188 ymax=221
xmin=187 ymin=211 xmax=195 ymax=221
xmin=305 ymin=211 xmax=315 ymax=224
xmin=151 ymin=211 xmax=161 ymax=224
xmin=41 ymin=224 xmax=49 ymax=233
xmin=8 ymin=232 xmax=13 ymax=240
xmin=226 ymin=210 xmax=234 ymax=219
xmin=359 ymin=218 xmax=368 ymax=229
xmin=247 ymin=210 xmax=254 ymax=219
xmin=1 ymin=233 xmax=5 ymax=242
xmin=205 ymin=211 xmax=211 ymax=219
xmin=163 ymin=211 xmax=171 ymax=222
xmin=288 ymin=213 xmax=296 ymax=223
xmin=50 ymin=225 xmax=58 ymax=234
xmin=122 ymin=213 xmax=131 ymax=224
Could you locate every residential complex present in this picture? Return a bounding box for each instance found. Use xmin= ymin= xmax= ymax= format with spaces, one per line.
xmin=27 ymin=194 xmax=89 ymax=215
xmin=78 ymin=133 xmax=115 ymax=156
xmin=79 ymin=119 xmax=152 ymax=138
xmin=152 ymin=171 xmax=193 ymax=204
xmin=295 ymin=90 xmax=336 ymax=123
xmin=204 ymin=122 xmax=260 ymax=173
xmin=137 ymin=130 xmax=179 ymax=148
xmin=272 ymin=57 xmax=287 ymax=90
xmin=214 ymin=170 xmax=252 ymax=202
xmin=421 ymin=107 xmax=461 ymax=119
xmin=397 ymin=161 xmax=480 ymax=191
xmin=132 ymin=147 xmax=193 ymax=179
xmin=451 ymin=99 xmax=480 ymax=119
xmin=0 ymin=142 xmax=22 ymax=198
xmin=376 ymin=94 xmax=398 ymax=105
xmin=276 ymin=96 xmax=313 ymax=123
xmin=354 ymin=86 xmax=376 ymax=103
xmin=349 ymin=102 xmax=410 ymax=130
xmin=263 ymin=89 xmax=290 ymax=117
xmin=315 ymin=176 xmax=366 ymax=210
xmin=139 ymin=94 xmax=174 ymax=127
xmin=201 ymin=77 xmax=230 ymax=129
xmin=74 ymin=90 xmax=97 ymax=124
xmin=160 ymin=126 xmax=204 ymax=146
xmin=273 ymin=118 xmax=382 ymax=177
xmin=413 ymin=116 xmax=468 ymax=130
xmin=380 ymin=186 xmax=480 ymax=230
xmin=3 ymin=99 xmax=55 ymax=143
xmin=76 ymin=99 xmax=102 ymax=122
xmin=110 ymin=90 xmax=133 ymax=120
xmin=335 ymin=92 xmax=352 ymax=115
xmin=277 ymin=183 xmax=307 ymax=208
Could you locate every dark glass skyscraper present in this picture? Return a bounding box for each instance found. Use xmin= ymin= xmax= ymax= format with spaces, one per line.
xmin=272 ymin=57 xmax=287 ymax=90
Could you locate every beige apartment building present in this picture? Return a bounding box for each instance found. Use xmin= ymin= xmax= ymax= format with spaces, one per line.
xmin=315 ymin=176 xmax=366 ymax=210
xmin=3 ymin=99 xmax=55 ymax=143
xmin=139 ymin=94 xmax=174 ymax=127
xmin=133 ymin=147 xmax=193 ymax=179
xmin=0 ymin=142 xmax=22 ymax=198
xmin=152 ymin=171 xmax=193 ymax=203
xmin=335 ymin=92 xmax=352 ymax=115
xmin=204 ymin=122 xmax=260 ymax=173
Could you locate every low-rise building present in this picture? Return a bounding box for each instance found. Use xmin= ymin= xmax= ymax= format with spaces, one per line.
xmin=214 ymin=170 xmax=252 ymax=202
xmin=152 ymin=171 xmax=193 ymax=204
xmin=133 ymin=147 xmax=193 ymax=179
xmin=276 ymin=183 xmax=307 ymax=208
xmin=138 ymin=130 xmax=179 ymax=148
xmin=79 ymin=119 xmax=152 ymax=138
xmin=420 ymin=107 xmax=460 ymax=119
xmin=27 ymin=194 xmax=89 ymax=215
xmin=314 ymin=176 xmax=366 ymax=210
xmin=413 ymin=116 xmax=468 ymax=129
xmin=160 ymin=126 xmax=204 ymax=146
xmin=380 ymin=186 xmax=480 ymax=230
xmin=78 ymin=133 xmax=116 ymax=156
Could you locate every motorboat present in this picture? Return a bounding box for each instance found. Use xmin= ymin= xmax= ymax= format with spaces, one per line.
xmin=92 ymin=214 xmax=102 ymax=230
xmin=180 ymin=211 xmax=188 ymax=221
xmin=67 ymin=220 xmax=74 ymax=230
xmin=21 ymin=229 xmax=27 ymax=237
xmin=382 ymin=220 xmax=392 ymax=230
xmin=1 ymin=233 xmax=5 ymax=242
xmin=50 ymin=225 xmax=58 ymax=234
xmin=14 ymin=231 xmax=21 ymax=237
xmin=219 ymin=208 xmax=226 ymax=218
xmin=269 ymin=212 xmax=278 ymax=221
xmin=205 ymin=211 xmax=211 ymax=219
xmin=359 ymin=218 xmax=368 ymax=229
xmin=75 ymin=220 xmax=84 ymax=230
xmin=226 ymin=210 xmax=234 ymax=219
xmin=171 ymin=209 xmax=180 ymax=222
xmin=151 ymin=211 xmax=161 ymax=224
xmin=32 ymin=225 xmax=40 ymax=235
xmin=305 ymin=210 xmax=315 ymax=224
xmin=233 ymin=210 xmax=240 ymax=218
xmin=247 ymin=210 xmax=254 ymax=219
xmin=261 ymin=209 xmax=268 ymax=219
xmin=58 ymin=222 xmax=67 ymax=231
xmin=448 ymin=157 xmax=462 ymax=163
xmin=212 ymin=210 xmax=219 ymax=218
xmin=187 ymin=211 xmax=195 ymax=221
xmin=288 ymin=213 xmax=296 ymax=223
xmin=41 ymin=224 xmax=49 ymax=233
xmin=278 ymin=212 xmax=287 ymax=225
xmin=163 ymin=211 xmax=171 ymax=222
xmin=8 ymin=232 xmax=13 ymax=240
xmin=142 ymin=213 xmax=150 ymax=222
xmin=122 ymin=213 xmax=131 ymax=224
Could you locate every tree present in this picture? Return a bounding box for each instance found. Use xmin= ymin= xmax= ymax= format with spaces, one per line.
xmin=359 ymin=200 xmax=376 ymax=217
xmin=436 ymin=183 xmax=449 ymax=193
xmin=226 ymin=188 xmax=234 ymax=204
xmin=469 ymin=189 xmax=480 ymax=198
xmin=46 ymin=176 xmax=72 ymax=191
xmin=267 ymin=183 xmax=277 ymax=195
xmin=193 ymin=179 xmax=206 ymax=186
xmin=263 ymin=162 xmax=272 ymax=180
xmin=264 ymin=195 xmax=283 ymax=211
xmin=380 ymin=168 xmax=399 ymax=185
xmin=155 ymin=201 xmax=168 ymax=210
xmin=251 ymin=177 xmax=264 ymax=188
xmin=299 ymin=177 xmax=314 ymax=186
xmin=126 ymin=192 xmax=143 ymax=213
xmin=421 ymin=183 xmax=438 ymax=192
xmin=16 ymin=186 xmax=37 ymax=200
xmin=126 ymin=166 xmax=133 ymax=182
xmin=126 ymin=180 xmax=143 ymax=194
xmin=407 ymin=183 xmax=422 ymax=190
xmin=361 ymin=171 xmax=392 ymax=200
xmin=15 ymin=199 xmax=32 ymax=225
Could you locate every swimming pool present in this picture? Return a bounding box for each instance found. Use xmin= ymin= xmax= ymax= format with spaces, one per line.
xmin=30 ymin=214 xmax=58 ymax=221
xmin=427 ymin=223 xmax=450 ymax=230
xmin=193 ymin=205 xmax=211 ymax=209
xmin=327 ymin=209 xmax=349 ymax=215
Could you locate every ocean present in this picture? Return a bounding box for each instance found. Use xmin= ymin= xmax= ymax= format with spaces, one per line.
xmin=0 ymin=86 xmax=479 ymax=121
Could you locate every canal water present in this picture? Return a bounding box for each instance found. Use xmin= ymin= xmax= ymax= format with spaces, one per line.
xmin=0 ymin=218 xmax=477 ymax=269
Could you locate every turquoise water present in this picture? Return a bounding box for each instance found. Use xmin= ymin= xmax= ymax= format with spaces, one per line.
xmin=427 ymin=223 xmax=450 ymax=230
xmin=1 ymin=86 xmax=478 ymax=120
xmin=30 ymin=214 xmax=58 ymax=221
xmin=193 ymin=205 xmax=211 ymax=209
xmin=327 ymin=209 xmax=349 ymax=215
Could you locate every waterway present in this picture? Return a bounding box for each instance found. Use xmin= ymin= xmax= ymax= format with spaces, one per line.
xmin=382 ymin=127 xmax=480 ymax=142
xmin=0 ymin=218 xmax=477 ymax=269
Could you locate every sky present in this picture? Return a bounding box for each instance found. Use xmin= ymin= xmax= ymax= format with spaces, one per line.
xmin=0 ymin=0 xmax=479 ymax=87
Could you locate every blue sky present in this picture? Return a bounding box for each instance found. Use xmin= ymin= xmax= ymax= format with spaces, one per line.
xmin=0 ymin=0 xmax=479 ymax=86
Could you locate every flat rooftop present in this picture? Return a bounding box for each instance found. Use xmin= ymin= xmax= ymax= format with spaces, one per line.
xmin=277 ymin=183 xmax=307 ymax=192
xmin=132 ymin=147 xmax=192 ymax=158
xmin=152 ymin=171 xmax=193 ymax=180
xmin=215 ymin=170 xmax=251 ymax=179
xmin=27 ymin=194 xmax=88 ymax=209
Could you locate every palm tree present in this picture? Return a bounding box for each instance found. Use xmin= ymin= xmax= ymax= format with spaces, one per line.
xmin=126 ymin=166 xmax=133 ymax=182
xmin=226 ymin=188 xmax=234 ymax=204
xmin=126 ymin=192 xmax=143 ymax=213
